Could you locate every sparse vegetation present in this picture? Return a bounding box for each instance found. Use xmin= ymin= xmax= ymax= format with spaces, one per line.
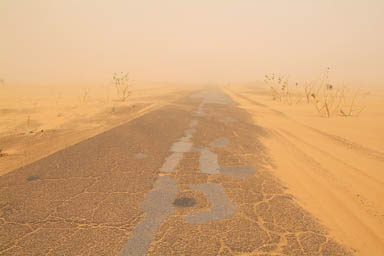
xmin=311 ymin=83 xmax=339 ymax=118
xmin=303 ymin=81 xmax=315 ymax=104
xmin=264 ymin=68 xmax=366 ymax=117
xmin=264 ymin=73 xmax=301 ymax=105
xmin=310 ymin=68 xmax=365 ymax=117
xmin=336 ymin=88 xmax=365 ymax=117
xmin=265 ymin=73 xmax=285 ymax=102
xmin=81 ymin=89 xmax=89 ymax=103
xmin=113 ymin=72 xmax=132 ymax=101
xmin=27 ymin=115 xmax=32 ymax=133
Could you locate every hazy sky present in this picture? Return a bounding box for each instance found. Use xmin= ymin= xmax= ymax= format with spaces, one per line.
xmin=1 ymin=0 xmax=383 ymax=86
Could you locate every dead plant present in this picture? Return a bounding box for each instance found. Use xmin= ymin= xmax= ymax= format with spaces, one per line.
xmin=264 ymin=73 xmax=302 ymax=105
xmin=113 ymin=72 xmax=132 ymax=101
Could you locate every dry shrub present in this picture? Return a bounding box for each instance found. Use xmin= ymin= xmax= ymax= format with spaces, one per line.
xmin=310 ymin=68 xmax=365 ymax=117
xmin=81 ymin=89 xmax=89 ymax=103
xmin=113 ymin=72 xmax=132 ymax=101
xmin=264 ymin=73 xmax=302 ymax=105
xmin=264 ymin=68 xmax=366 ymax=117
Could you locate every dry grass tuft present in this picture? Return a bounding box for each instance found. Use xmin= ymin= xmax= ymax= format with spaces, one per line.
xmin=264 ymin=68 xmax=366 ymax=118
xmin=112 ymin=72 xmax=133 ymax=101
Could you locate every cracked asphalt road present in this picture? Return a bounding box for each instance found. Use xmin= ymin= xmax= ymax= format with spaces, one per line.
xmin=0 ymin=89 xmax=352 ymax=255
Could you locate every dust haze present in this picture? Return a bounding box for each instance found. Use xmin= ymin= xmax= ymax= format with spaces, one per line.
xmin=1 ymin=1 xmax=384 ymax=256
xmin=1 ymin=0 xmax=383 ymax=87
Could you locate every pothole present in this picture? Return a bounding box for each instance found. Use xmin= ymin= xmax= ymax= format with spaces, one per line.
xmin=185 ymin=183 xmax=235 ymax=224
xmin=26 ymin=175 xmax=40 ymax=181
xmin=173 ymin=197 xmax=197 ymax=207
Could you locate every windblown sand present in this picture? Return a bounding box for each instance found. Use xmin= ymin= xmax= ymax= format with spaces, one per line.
xmin=1 ymin=83 xmax=383 ymax=255
xmin=0 ymin=83 xmax=189 ymax=175
xmin=227 ymin=84 xmax=384 ymax=256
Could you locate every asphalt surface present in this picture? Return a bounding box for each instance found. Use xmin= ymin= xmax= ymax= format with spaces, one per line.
xmin=0 ymin=89 xmax=352 ymax=255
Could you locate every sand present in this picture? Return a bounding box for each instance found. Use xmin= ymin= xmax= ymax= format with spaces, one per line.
xmin=0 ymin=83 xmax=189 ymax=175
xmin=1 ymin=82 xmax=383 ymax=254
xmin=226 ymin=84 xmax=384 ymax=256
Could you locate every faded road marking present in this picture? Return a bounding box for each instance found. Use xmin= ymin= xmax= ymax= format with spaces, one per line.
xmin=160 ymin=152 xmax=184 ymax=173
xmin=134 ymin=153 xmax=148 ymax=159
xmin=220 ymin=117 xmax=236 ymax=123
xmin=119 ymin=176 xmax=180 ymax=256
xmin=197 ymin=147 xmax=220 ymax=174
xmin=209 ymin=137 xmax=230 ymax=148
xmin=171 ymin=141 xmax=193 ymax=153
xmin=189 ymin=120 xmax=198 ymax=127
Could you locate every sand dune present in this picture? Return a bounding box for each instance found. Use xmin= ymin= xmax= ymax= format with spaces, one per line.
xmin=227 ymin=84 xmax=384 ymax=256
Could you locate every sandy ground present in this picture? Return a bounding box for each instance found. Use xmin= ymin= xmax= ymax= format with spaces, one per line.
xmin=226 ymin=84 xmax=384 ymax=255
xmin=0 ymin=83 xmax=190 ymax=175
xmin=0 ymin=89 xmax=353 ymax=255
xmin=1 ymin=83 xmax=383 ymax=255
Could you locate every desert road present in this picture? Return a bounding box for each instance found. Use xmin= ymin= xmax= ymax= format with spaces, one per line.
xmin=0 ymin=90 xmax=352 ymax=255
